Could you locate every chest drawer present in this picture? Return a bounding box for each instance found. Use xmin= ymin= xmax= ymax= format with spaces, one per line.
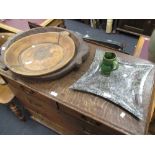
xmin=6 ymin=78 xmax=57 ymax=111
xmin=5 ymin=78 xmax=121 ymax=134
xmin=58 ymin=103 xmax=121 ymax=134
xmin=27 ymin=107 xmax=108 ymax=135
xmin=23 ymin=94 xmax=58 ymax=119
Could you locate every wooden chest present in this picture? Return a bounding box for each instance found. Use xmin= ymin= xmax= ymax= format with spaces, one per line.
xmin=5 ymin=77 xmax=120 ymax=134
xmin=0 ymin=42 xmax=154 ymax=135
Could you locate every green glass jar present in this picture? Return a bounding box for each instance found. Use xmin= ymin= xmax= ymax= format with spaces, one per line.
xmin=100 ymin=52 xmax=119 ymax=76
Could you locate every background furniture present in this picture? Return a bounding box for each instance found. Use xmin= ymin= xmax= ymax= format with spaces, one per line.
xmin=0 ymin=33 xmax=15 ymax=104
xmin=0 ymin=19 xmax=64 ymax=33
xmin=0 ymin=41 xmax=154 ymax=134
xmin=0 ymin=84 xmax=14 ymax=104
xmin=76 ymin=19 xmax=155 ymax=36
xmin=0 ymin=32 xmax=26 ymax=120
xmin=116 ymin=19 xmax=155 ymax=36
xmin=134 ymin=35 xmax=150 ymax=58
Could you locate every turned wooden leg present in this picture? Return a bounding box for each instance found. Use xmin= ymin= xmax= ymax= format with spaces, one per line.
xmin=8 ymin=102 xmax=26 ymax=121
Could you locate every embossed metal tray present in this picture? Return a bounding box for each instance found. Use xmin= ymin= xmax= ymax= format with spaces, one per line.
xmin=71 ymin=49 xmax=155 ymax=120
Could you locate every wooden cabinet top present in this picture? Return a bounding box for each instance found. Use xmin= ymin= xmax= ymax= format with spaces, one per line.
xmin=0 ymin=42 xmax=154 ymax=134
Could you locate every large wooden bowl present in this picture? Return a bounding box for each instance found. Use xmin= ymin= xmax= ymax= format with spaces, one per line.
xmin=4 ymin=31 xmax=75 ymax=76
xmin=1 ymin=26 xmax=89 ymax=80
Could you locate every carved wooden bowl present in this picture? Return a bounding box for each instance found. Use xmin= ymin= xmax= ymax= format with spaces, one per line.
xmin=4 ymin=31 xmax=75 ymax=76
xmin=1 ymin=27 xmax=89 ymax=80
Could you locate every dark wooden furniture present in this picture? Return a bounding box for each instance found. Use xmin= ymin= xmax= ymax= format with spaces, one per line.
xmin=0 ymin=19 xmax=64 ymax=33
xmin=134 ymin=35 xmax=150 ymax=58
xmin=0 ymin=32 xmax=25 ymax=121
xmin=116 ymin=19 xmax=155 ymax=36
xmin=0 ymin=42 xmax=155 ymax=135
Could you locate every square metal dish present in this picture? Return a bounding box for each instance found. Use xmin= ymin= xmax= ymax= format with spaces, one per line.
xmin=71 ymin=49 xmax=155 ymax=120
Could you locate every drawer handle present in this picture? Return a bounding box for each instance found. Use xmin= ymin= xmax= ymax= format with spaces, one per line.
xmin=81 ymin=114 xmax=92 ymax=124
xmin=25 ymin=89 xmax=35 ymax=95
xmin=20 ymin=85 xmax=35 ymax=95
xmin=25 ymin=90 xmax=35 ymax=95
xmin=81 ymin=114 xmax=87 ymax=120
xmin=56 ymin=102 xmax=60 ymax=110
xmin=28 ymin=98 xmax=43 ymax=108
xmin=81 ymin=114 xmax=101 ymax=126
xmin=82 ymin=127 xmax=91 ymax=134
xmin=33 ymin=102 xmax=42 ymax=108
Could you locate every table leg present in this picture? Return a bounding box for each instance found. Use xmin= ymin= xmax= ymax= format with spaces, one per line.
xmin=8 ymin=102 xmax=26 ymax=121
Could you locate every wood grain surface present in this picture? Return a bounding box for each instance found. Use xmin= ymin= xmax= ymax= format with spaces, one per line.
xmin=0 ymin=42 xmax=155 ymax=134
